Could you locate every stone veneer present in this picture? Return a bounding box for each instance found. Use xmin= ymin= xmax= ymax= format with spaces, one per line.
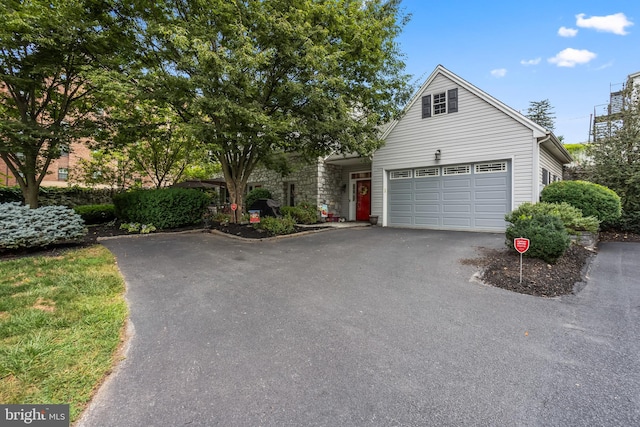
xmin=243 ymin=158 xmax=345 ymax=217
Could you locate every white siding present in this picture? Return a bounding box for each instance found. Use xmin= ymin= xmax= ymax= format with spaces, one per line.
xmin=372 ymin=73 xmax=538 ymax=222
xmin=539 ymin=146 xmax=564 ymax=196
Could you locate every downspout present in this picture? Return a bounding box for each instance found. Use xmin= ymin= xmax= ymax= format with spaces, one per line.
xmin=534 ymin=133 xmax=553 ymax=202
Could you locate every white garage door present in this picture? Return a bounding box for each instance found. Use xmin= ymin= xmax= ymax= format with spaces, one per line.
xmin=388 ymin=161 xmax=511 ymax=231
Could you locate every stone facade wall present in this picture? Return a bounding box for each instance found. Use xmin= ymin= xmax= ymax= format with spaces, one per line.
xmin=318 ymin=162 xmax=344 ymax=217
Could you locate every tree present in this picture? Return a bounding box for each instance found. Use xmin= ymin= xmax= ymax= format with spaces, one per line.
xmin=112 ymin=100 xmax=206 ymax=188
xmin=0 ymin=0 xmax=136 ymax=207
xmin=587 ymin=79 xmax=640 ymax=229
xmin=71 ymin=148 xmax=138 ymax=191
xmin=137 ymin=0 xmax=412 ymax=219
xmin=525 ymin=99 xmax=556 ymax=132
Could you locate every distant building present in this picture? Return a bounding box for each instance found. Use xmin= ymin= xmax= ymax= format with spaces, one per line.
xmin=591 ymin=71 xmax=640 ymax=141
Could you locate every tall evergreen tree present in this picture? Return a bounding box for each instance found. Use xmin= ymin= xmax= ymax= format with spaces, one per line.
xmin=525 ymin=99 xmax=556 ymax=132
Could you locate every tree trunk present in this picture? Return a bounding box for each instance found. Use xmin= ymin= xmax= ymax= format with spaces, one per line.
xmin=24 ymin=184 xmax=39 ymax=209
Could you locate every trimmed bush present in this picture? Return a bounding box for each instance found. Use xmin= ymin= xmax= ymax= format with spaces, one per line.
xmin=505 ymin=214 xmax=571 ymax=263
xmin=505 ymin=202 xmax=600 ymax=234
xmin=113 ymin=188 xmax=210 ymax=229
xmin=541 ymin=180 xmax=621 ymax=224
xmin=280 ymin=201 xmax=317 ymax=224
xmin=0 ymin=202 xmax=87 ymax=249
xmin=245 ymin=188 xmax=272 ymax=212
xmin=73 ymin=204 xmax=116 ymax=225
xmin=254 ymin=215 xmax=296 ymax=236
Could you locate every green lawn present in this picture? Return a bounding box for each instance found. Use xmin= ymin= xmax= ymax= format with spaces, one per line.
xmin=0 ymin=245 xmax=127 ymax=422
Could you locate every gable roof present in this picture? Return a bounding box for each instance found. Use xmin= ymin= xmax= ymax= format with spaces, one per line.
xmin=382 ymin=65 xmax=572 ymax=164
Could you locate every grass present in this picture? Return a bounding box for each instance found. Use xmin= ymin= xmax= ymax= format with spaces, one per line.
xmin=0 ymin=245 xmax=127 ymax=423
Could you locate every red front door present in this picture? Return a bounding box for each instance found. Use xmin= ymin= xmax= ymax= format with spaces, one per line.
xmin=356 ymin=180 xmax=371 ymax=221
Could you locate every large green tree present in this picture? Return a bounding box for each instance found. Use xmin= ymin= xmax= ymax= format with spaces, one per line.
xmin=0 ymin=0 xmax=136 ymax=207
xmin=588 ymin=79 xmax=640 ymax=229
xmin=138 ymin=0 xmax=412 ymax=217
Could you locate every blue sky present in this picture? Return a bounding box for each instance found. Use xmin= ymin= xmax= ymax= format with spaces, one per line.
xmin=395 ymin=0 xmax=639 ymax=144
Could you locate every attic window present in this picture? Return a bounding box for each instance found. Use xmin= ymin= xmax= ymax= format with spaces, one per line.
xmin=422 ymin=88 xmax=458 ymax=118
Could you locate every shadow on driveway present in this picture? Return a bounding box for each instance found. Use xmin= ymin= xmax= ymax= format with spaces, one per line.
xmin=78 ymin=228 xmax=640 ymax=426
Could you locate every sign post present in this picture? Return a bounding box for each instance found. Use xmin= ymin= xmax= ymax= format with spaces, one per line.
xmin=514 ymin=237 xmax=530 ymax=284
xmin=231 ymin=203 xmax=238 ymax=223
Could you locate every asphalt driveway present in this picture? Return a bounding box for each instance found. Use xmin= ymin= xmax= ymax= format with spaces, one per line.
xmin=78 ymin=228 xmax=640 ymax=426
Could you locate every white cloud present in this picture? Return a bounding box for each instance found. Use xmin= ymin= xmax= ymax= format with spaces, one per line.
xmin=490 ymin=68 xmax=507 ymax=78
xmin=520 ymin=58 xmax=541 ymax=66
xmin=548 ymin=48 xmax=597 ymax=67
xmin=576 ymin=13 xmax=633 ymax=35
xmin=558 ymin=26 xmax=578 ymax=37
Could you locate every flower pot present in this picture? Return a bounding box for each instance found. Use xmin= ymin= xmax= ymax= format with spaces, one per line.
xmin=369 ymin=215 xmax=378 ymax=226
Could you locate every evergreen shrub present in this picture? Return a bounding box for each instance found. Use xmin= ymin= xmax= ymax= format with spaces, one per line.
xmin=73 ymin=204 xmax=116 ymax=224
xmin=0 ymin=203 xmax=87 ymax=249
xmin=245 ymin=188 xmax=272 ymax=211
xmin=540 ymin=180 xmax=621 ymax=224
xmin=505 ymin=214 xmax=571 ymax=264
xmin=280 ymin=201 xmax=317 ymax=224
xmin=113 ymin=188 xmax=210 ymax=229
xmin=505 ymin=202 xmax=600 ymax=234
xmin=254 ymin=215 xmax=296 ymax=236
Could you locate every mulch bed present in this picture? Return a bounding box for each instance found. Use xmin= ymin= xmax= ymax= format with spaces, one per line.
xmin=209 ymin=221 xmax=323 ymax=239
xmin=462 ymin=245 xmax=594 ymax=297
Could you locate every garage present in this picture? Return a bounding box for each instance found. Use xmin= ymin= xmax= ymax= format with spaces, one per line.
xmin=387 ymin=161 xmax=511 ymax=231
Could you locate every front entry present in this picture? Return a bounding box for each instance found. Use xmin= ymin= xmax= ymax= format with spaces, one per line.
xmin=356 ymin=180 xmax=371 ymax=221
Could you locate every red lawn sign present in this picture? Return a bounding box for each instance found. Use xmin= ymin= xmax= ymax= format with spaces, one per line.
xmin=514 ymin=237 xmax=530 ymax=284
xmin=514 ymin=238 xmax=530 ymax=254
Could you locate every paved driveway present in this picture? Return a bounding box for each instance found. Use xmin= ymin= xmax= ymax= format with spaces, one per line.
xmin=78 ymin=228 xmax=640 ymax=426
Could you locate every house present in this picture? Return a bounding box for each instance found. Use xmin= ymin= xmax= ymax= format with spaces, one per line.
xmin=232 ymin=65 xmax=574 ymax=231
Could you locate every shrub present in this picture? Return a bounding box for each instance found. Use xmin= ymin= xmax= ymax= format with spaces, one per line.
xmin=254 ymin=215 xmax=296 ymax=236
xmin=113 ymin=188 xmax=210 ymax=229
xmin=505 ymin=214 xmax=571 ymax=263
xmin=245 ymin=188 xmax=272 ymax=211
xmin=505 ymin=202 xmax=600 ymax=234
xmin=0 ymin=202 xmax=87 ymax=249
xmin=119 ymin=222 xmax=157 ymax=234
xmin=73 ymin=204 xmax=116 ymax=225
xmin=541 ymin=180 xmax=621 ymax=224
xmin=280 ymin=201 xmax=318 ymax=224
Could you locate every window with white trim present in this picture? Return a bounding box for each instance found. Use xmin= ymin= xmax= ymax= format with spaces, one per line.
xmin=433 ymin=92 xmax=447 ymax=115
xmin=414 ymin=167 xmax=439 ymax=177
xmin=58 ymin=168 xmax=68 ymax=180
xmin=390 ymin=170 xmax=412 ymax=180
xmin=442 ymin=165 xmax=471 ymax=175
xmin=475 ymin=162 xmax=507 ymax=174
xmin=422 ymin=88 xmax=458 ymax=118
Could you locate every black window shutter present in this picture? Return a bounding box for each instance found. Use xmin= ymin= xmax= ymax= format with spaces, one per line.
xmin=447 ymin=88 xmax=458 ymax=113
xmin=542 ymin=168 xmax=549 ymax=185
xmin=422 ymin=95 xmax=431 ymax=118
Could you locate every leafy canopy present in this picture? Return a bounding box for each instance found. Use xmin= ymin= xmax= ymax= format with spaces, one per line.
xmin=136 ymin=0 xmax=412 ymax=213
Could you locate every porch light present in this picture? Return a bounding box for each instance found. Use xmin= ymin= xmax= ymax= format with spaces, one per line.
xmin=435 ymin=149 xmax=441 ymax=161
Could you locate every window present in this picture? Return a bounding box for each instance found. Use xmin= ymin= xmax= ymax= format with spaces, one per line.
xmin=390 ymin=170 xmax=412 ymax=180
xmin=415 ymin=167 xmax=439 ymax=178
xmin=443 ymin=165 xmax=471 ymax=175
xmin=541 ymin=168 xmax=549 ymax=185
xmin=433 ymin=92 xmax=447 ymax=115
xmin=58 ymin=168 xmax=68 ymax=180
xmin=475 ymin=162 xmax=507 ymax=174
xmin=287 ymin=183 xmax=295 ymax=206
xmin=60 ymin=144 xmax=69 ymax=157
xmin=422 ymin=88 xmax=458 ymax=118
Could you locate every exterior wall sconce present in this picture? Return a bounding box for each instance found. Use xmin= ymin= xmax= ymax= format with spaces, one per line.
xmin=435 ymin=149 xmax=441 ymax=161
